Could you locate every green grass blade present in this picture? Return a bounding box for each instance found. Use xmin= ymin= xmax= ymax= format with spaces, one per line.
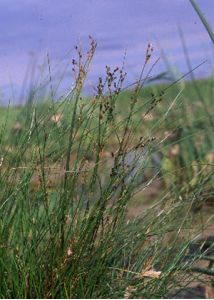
xmin=189 ymin=0 xmax=214 ymax=43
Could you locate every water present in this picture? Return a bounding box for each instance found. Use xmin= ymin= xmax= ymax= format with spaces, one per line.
xmin=0 ymin=0 xmax=213 ymax=103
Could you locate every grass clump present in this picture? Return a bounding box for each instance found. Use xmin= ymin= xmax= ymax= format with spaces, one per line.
xmin=0 ymin=38 xmax=213 ymax=298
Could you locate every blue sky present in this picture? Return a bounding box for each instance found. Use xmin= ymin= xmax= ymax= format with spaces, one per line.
xmin=0 ymin=0 xmax=213 ymax=102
